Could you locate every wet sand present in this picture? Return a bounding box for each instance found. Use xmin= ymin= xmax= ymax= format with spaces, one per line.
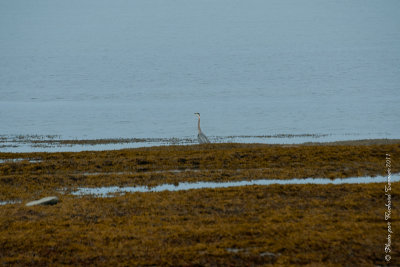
xmin=0 ymin=140 xmax=399 ymax=265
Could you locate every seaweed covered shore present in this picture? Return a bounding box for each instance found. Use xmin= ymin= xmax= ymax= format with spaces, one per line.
xmin=1 ymin=141 xmax=399 ymax=201
xmin=0 ymin=140 xmax=399 ymax=265
xmin=1 ymin=183 xmax=398 ymax=266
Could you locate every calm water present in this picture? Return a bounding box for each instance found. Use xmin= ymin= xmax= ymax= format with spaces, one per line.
xmin=1 ymin=175 xmax=396 ymax=205
xmin=1 ymin=0 xmax=399 ymax=151
xmin=72 ymin=174 xmax=399 ymax=197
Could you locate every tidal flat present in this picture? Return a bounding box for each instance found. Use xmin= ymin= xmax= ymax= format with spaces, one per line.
xmin=0 ymin=141 xmax=399 ymax=265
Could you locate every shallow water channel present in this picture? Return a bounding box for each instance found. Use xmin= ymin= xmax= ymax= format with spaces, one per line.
xmin=1 ymin=175 xmax=397 ymax=206
xmin=72 ymin=174 xmax=398 ymax=197
xmin=0 ymin=158 xmax=42 ymax=164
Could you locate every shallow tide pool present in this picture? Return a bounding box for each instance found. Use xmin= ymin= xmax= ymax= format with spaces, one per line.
xmin=71 ymin=174 xmax=398 ymax=197
xmin=2 ymin=175 xmax=396 ymax=205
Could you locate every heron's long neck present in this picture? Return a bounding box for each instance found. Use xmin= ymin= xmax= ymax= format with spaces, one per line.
xmin=197 ymin=117 xmax=202 ymax=133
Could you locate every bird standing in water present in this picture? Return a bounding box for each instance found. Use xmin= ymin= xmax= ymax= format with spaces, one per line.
xmin=194 ymin=113 xmax=210 ymax=144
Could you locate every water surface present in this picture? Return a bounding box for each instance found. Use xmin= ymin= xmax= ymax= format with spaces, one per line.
xmin=72 ymin=174 xmax=399 ymax=197
xmin=1 ymin=0 xmax=399 ymax=152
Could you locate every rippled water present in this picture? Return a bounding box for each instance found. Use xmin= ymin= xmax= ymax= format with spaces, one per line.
xmin=1 ymin=0 xmax=399 ymax=152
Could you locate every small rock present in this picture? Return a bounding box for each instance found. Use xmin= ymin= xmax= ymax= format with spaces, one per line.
xmin=26 ymin=196 xmax=59 ymax=207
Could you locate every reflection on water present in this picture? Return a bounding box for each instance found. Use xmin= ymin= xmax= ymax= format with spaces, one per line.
xmin=72 ymin=174 xmax=399 ymax=197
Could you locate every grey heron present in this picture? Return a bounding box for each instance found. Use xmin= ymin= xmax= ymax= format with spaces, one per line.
xmin=194 ymin=113 xmax=210 ymax=144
